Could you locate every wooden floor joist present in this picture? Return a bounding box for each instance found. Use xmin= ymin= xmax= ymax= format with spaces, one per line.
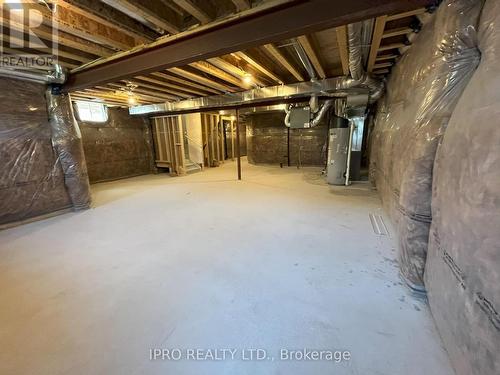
xmin=335 ymin=26 xmax=350 ymax=76
xmin=367 ymin=15 xmax=388 ymax=73
xmin=297 ymin=35 xmax=326 ymax=79
xmin=233 ymin=52 xmax=283 ymax=84
xmin=63 ymin=0 xmax=433 ymax=91
xmin=263 ymin=44 xmax=304 ymax=82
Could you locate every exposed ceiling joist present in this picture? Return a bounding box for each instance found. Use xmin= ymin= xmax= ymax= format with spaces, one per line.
xmin=136 ymin=75 xmax=210 ymax=96
xmin=386 ymin=8 xmax=426 ymax=21
xmin=42 ymin=2 xmax=139 ymax=50
xmin=64 ymin=0 xmax=434 ymax=91
xmin=189 ymin=61 xmax=247 ymax=89
xmin=150 ymin=72 xmax=221 ymax=94
xmin=263 ymin=44 xmax=304 ymax=81
xmin=79 ymin=89 xmax=151 ymax=104
xmin=378 ymin=42 xmax=406 ymax=51
xmin=4 ymin=33 xmax=93 ymax=64
xmin=231 ymin=0 xmax=251 ymax=11
xmin=376 ymin=54 xmax=398 ymax=61
xmin=233 ymin=51 xmax=283 ymax=84
xmin=71 ymin=93 xmax=129 ymax=106
xmin=168 ymin=67 xmax=232 ymax=92
xmin=171 ymin=0 xmax=212 ymax=24
xmin=125 ymin=80 xmax=192 ymax=98
xmin=107 ymin=83 xmax=180 ymax=101
xmin=101 ymin=0 xmax=181 ymax=35
xmin=93 ymin=86 xmax=167 ymax=102
xmin=57 ymin=0 xmax=155 ymax=42
xmin=335 ymin=26 xmax=350 ymax=75
xmin=367 ymin=15 xmax=387 ymax=73
xmin=373 ymin=62 xmax=393 ymax=69
xmin=1 ymin=16 xmax=115 ymax=58
xmin=382 ymin=27 xmax=413 ymax=38
xmin=207 ymin=57 xmax=268 ymax=86
xmin=297 ymin=35 xmax=326 ymax=79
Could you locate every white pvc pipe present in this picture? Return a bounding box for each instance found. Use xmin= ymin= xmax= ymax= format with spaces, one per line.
xmin=345 ymin=120 xmax=354 ymax=186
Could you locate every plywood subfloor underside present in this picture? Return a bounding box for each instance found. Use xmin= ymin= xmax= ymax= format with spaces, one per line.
xmin=0 ymin=160 xmax=453 ymax=375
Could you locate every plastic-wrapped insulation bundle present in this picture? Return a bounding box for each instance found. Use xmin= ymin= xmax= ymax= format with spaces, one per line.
xmin=0 ymin=78 xmax=72 ymax=225
xmin=425 ymin=0 xmax=500 ymax=373
xmin=369 ymin=0 xmax=483 ymax=290
xmin=46 ymin=90 xmax=91 ymax=210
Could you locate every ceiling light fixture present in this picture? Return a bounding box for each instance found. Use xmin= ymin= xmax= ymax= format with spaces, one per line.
xmin=242 ymin=73 xmax=253 ymax=85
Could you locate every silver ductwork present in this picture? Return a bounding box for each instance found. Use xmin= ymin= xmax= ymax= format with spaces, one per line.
xmin=129 ymin=21 xmax=383 ymax=116
xmin=309 ymin=99 xmax=334 ymax=127
xmin=0 ymin=64 xmax=66 ymax=84
xmin=292 ymin=38 xmax=317 ymax=80
xmin=129 ymin=77 xmax=369 ymax=115
xmin=346 ymin=22 xmax=384 ymax=103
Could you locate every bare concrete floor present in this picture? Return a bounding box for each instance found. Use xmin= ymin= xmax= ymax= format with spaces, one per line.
xmin=0 ymin=160 xmax=454 ymax=375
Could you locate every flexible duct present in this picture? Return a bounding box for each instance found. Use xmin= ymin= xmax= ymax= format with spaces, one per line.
xmin=283 ymin=98 xmax=334 ymax=127
xmin=309 ymin=99 xmax=334 ymax=127
xmin=346 ymin=22 xmax=384 ymax=103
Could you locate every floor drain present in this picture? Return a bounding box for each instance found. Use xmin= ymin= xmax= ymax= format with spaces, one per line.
xmin=369 ymin=213 xmax=389 ymax=236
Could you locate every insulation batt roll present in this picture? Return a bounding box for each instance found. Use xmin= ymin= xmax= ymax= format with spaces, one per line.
xmin=424 ymin=0 xmax=500 ymax=373
xmin=368 ymin=0 xmax=483 ymax=290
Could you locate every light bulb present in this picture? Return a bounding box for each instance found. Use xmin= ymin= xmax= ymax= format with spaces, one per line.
xmin=242 ymin=73 xmax=253 ymax=85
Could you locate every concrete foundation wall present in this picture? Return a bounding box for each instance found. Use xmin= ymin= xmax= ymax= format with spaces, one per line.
xmin=78 ymin=108 xmax=155 ymax=183
xmin=246 ymin=112 xmax=327 ymax=167
xmin=0 ymin=77 xmax=72 ymax=226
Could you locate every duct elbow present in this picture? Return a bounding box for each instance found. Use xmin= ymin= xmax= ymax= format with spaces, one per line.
xmin=310 ymin=99 xmax=334 ymax=127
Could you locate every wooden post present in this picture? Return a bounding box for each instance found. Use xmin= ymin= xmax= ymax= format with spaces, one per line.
xmin=235 ymin=109 xmax=241 ymax=180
